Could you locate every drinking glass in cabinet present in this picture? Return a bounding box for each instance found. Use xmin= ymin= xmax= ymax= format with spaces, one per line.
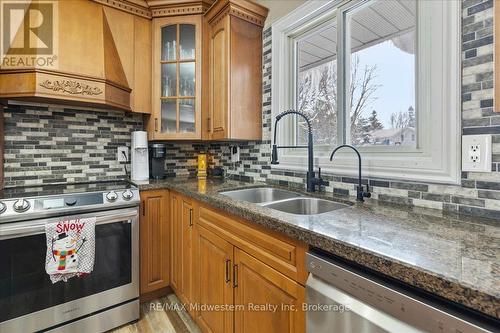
xmin=161 ymin=25 xmax=177 ymax=61
xmin=161 ymin=63 xmax=177 ymax=97
xmin=180 ymin=24 xmax=195 ymax=60
xmin=161 ymin=100 xmax=177 ymax=133
xmin=179 ymin=99 xmax=195 ymax=133
xmin=179 ymin=62 xmax=195 ymax=97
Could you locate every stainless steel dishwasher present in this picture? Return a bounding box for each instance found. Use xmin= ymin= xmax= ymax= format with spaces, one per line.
xmin=306 ymin=251 xmax=498 ymax=333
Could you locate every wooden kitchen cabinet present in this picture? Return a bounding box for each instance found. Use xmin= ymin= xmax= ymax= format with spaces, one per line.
xmin=140 ymin=190 xmax=170 ymax=296
xmin=171 ymin=192 xmax=196 ymax=306
xmin=192 ymin=202 xmax=307 ymax=333
xmin=142 ymin=0 xmax=269 ymax=141
xmin=140 ymin=189 xmax=306 ymax=331
xmin=103 ymin=7 xmax=152 ymax=114
xmin=194 ymin=224 xmax=305 ymax=333
xmin=206 ymin=13 xmax=229 ymax=140
xmin=198 ymin=206 xmax=308 ymax=284
xmin=132 ymin=15 xmax=153 ymax=114
xmin=234 ymin=248 xmax=305 ymax=333
xmin=196 ymin=225 xmax=234 ymax=333
xmin=149 ymin=15 xmax=203 ymax=140
xmin=0 ymin=0 xmax=151 ymax=113
xmin=204 ymin=0 xmax=268 ymax=140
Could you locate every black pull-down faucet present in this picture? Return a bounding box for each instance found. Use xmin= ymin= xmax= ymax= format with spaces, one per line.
xmin=330 ymin=144 xmax=371 ymax=202
xmin=271 ymin=109 xmax=329 ymax=192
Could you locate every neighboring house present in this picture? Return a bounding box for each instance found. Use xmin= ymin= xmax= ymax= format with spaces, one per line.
xmin=369 ymin=127 xmax=416 ymax=146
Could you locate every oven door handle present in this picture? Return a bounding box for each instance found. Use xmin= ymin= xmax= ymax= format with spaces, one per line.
xmin=0 ymin=208 xmax=138 ymax=240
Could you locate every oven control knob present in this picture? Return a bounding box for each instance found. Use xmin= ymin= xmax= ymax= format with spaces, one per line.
xmin=0 ymin=202 xmax=6 ymax=214
xmin=122 ymin=189 xmax=134 ymax=201
xmin=13 ymin=199 xmax=30 ymax=212
xmin=106 ymin=191 xmax=118 ymax=202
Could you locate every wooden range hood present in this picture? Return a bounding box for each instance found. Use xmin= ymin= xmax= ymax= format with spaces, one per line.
xmin=0 ymin=0 xmax=137 ymax=111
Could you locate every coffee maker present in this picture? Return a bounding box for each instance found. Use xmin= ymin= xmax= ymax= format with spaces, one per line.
xmin=131 ymin=131 xmax=149 ymax=181
xmin=149 ymin=143 xmax=167 ymax=179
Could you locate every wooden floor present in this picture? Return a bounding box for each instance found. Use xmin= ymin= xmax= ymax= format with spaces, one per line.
xmin=110 ymin=294 xmax=200 ymax=333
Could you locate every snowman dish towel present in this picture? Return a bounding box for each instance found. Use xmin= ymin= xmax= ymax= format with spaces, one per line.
xmin=45 ymin=217 xmax=96 ymax=283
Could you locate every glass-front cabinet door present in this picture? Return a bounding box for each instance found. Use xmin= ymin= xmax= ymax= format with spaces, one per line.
xmin=152 ymin=16 xmax=201 ymax=139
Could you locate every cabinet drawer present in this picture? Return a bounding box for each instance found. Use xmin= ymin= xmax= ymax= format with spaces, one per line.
xmin=199 ymin=205 xmax=307 ymax=285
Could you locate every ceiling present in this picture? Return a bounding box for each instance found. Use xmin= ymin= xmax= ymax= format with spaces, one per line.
xmin=253 ymin=0 xmax=307 ymax=28
xmin=298 ymin=0 xmax=416 ymax=71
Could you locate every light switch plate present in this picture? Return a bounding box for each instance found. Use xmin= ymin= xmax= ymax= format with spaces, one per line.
xmin=117 ymin=146 xmax=129 ymax=162
xmin=462 ymin=135 xmax=491 ymax=172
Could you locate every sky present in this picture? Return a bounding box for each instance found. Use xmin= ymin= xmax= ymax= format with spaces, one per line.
xmin=354 ymin=38 xmax=416 ymax=127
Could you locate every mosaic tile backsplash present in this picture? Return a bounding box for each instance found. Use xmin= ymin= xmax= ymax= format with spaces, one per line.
xmin=2 ymin=104 xmax=143 ymax=186
xmin=2 ymin=0 xmax=500 ymax=220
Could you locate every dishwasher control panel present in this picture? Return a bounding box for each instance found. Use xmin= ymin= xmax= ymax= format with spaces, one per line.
xmin=306 ymin=253 xmax=495 ymax=333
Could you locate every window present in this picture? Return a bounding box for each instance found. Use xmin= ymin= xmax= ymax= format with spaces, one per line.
xmin=272 ymin=0 xmax=460 ymax=183
xmin=296 ymin=23 xmax=337 ymax=146
xmin=346 ymin=0 xmax=416 ymax=147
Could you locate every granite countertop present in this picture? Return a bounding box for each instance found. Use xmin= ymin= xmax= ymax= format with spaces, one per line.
xmin=134 ymin=177 xmax=500 ymax=319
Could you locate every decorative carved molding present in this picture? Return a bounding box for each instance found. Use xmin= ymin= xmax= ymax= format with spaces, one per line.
xmin=92 ymin=0 xmax=152 ymax=18
xmin=39 ymin=80 xmax=104 ymax=96
xmin=92 ymin=0 xmax=215 ymax=18
xmin=210 ymin=6 xmax=230 ymax=26
xmin=207 ymin=1 xmax=268 ymax=27
xmin=150 ymin=0 xmax=213 ymax=17
xmin=151 ymin=4 xmax=204 ymax=17
xmin=229 ymin=6 xmax=265 ymax=26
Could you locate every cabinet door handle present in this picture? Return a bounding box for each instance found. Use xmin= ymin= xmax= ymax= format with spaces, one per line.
xmin=142 ymin=201 xmax=145 ymax=216
xmin=155 ymin=118 xmax=158 ymax=132
xmin=189 ymin=208 xmax=193 ymax=227
xmin=225 ymin=259 xmax=231 ymax=283
xmin=233 ymin=264 xmax=238 ymax=288
xmin=207 ymin=117 xmax=212 ymax=133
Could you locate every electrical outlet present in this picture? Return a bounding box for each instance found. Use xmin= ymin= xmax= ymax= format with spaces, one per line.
xmin=462 ymin=135 xmax=491 ymax=172
xmin=230 ymin=145 xmax=240 ymax=163
xmin=117 ymin=146 xmax=129 ymax=162
xmin=469 ymin=145 xmax=480 ymax=163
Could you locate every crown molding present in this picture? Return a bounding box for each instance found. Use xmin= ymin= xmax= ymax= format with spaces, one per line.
xmin=92 ymin=0 xmax=216 ymax=18
xmin=91 ymin=0 xmax=152 ymax=18
xmin=149 ymin=0 xmax=214 ymax=17
xmin=205 ymin=0 xmax=268 ymax=27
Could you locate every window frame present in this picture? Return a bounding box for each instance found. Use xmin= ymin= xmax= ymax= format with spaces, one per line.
xmin=271 ymin=0 xmax=461 ymax=184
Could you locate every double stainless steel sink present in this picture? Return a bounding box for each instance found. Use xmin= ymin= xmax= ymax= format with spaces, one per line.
xmin=220 ymin=187 xmax=300 ymax=204
xmin=220 ymin=187 xmax=350 ymax=215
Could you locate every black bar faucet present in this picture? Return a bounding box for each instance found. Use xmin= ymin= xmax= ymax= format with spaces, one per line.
xmin=329 ymin=145 xmax=371 ymax=202
xmin=271 ymin=109 xmax=329 ymax=192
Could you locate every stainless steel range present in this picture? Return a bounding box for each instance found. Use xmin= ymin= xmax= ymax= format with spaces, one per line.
xmin=0 ymin=181 xmax=140 ymax=333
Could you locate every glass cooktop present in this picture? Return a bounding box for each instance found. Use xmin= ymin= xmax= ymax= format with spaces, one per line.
xmin=0 ymin=180 xmax=134 ymax=200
